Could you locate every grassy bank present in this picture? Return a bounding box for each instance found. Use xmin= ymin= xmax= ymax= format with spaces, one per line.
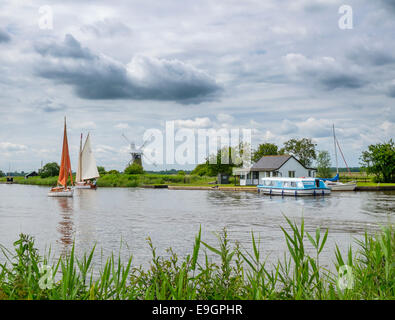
xmin=2 ymin=174 xmax=395 ymax=189
xmin=0 ymin=174 xmax=219 ymax=188
xmin=0 ymin=217 xmax=393 ymax=300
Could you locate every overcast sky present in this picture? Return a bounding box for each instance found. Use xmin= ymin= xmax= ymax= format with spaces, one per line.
xmin=0 ymin=0 xmax=394 ymax=172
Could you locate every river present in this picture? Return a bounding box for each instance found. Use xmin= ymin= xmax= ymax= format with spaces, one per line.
xmin=0 ymin=184 xmax=394 ymax=271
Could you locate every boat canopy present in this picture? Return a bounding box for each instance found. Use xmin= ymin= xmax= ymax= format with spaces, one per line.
xmin=319 ymin=173 xmax=339 ymax=182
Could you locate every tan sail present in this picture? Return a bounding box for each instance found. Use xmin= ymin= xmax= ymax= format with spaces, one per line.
xmin=80 ymin=133 xmax=100 ymax=181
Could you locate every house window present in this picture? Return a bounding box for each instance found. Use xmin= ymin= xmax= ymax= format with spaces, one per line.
xmin=252 ymin=172 xmax=259 ymax=179
xmin=240 ymin=174 xmax=246 ymax=180
xmin=288 ymin=171 xmax=295 ymax=178
xmin=272 ymin=171 xmax=278 ymax=177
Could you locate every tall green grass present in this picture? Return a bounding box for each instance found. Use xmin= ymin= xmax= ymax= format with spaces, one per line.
xmin=0 ymin=217 xmax=393 ymax=300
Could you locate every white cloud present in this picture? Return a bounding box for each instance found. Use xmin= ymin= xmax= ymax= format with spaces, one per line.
xmin=174 ymin=117 xmax=212 ymax=128
xmin=115 ymin=123 xmax=129 ymax=129
xmin=0 ymin=142 xmax=27 ymax=152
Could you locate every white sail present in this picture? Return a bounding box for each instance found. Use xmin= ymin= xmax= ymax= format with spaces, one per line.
xmin=81 ymin=133 xmax=100 ymax=180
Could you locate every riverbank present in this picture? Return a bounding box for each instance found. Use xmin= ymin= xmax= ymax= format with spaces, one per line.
xmin=0 ymin=217 xmax=393 ymax=300
xmin=1 ymin=175 xmax=395 ymax=191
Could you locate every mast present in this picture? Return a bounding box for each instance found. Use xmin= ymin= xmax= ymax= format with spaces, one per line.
xmin=76 ymin=133 xmax=83 ymax=182
xmin=333 ymin=124 xmax=339 ymax=175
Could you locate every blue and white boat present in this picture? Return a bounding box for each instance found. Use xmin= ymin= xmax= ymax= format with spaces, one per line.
xmin=257 ymin=177 xmax=331 ymax=196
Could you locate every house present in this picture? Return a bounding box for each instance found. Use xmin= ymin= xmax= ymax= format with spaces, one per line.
xmin=233 ymin=155 xmax=316 ymax=186
xmin=25 ymin=171 xmax=38 ymax=179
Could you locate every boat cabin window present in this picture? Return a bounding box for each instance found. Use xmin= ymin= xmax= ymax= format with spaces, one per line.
xmin=263 ymin=180 xmax=275 ymax=186
xmin=315 ymin=179 xmax=320 ymax=187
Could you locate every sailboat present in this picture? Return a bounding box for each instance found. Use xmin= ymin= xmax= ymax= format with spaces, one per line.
xmin=322 ymin=125 xmax=356 ymax=191
xmin=75 ymin=133 xmax=100 ymax=189
xmin=48 ymin=117 xmax=74 ymax=197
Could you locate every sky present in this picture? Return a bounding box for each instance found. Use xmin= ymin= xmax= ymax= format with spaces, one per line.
xmin=0 ymin=0 xmax=394 ymax=172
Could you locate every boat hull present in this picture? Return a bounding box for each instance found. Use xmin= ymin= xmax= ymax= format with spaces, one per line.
xmin=258 ymin=187 xmax=331 ymax=196
xmin=74 ymin=182 xmax=97 ymax=189
xmin=325 ymin=182 xmax=356 ymax=191
xmin=48 ymin=187 xmax=74 ymax=197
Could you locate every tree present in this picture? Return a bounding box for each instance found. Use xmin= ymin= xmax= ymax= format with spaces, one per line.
xmin=281 ymin=138 xmax=317 ymax=167
xmin=97 ymin=166 xmax=106 ymax=176
xmin=252 ymin=143 xmax=280 ymax=163
xmin=316 ymin=150 xmax=332 ymax=178
xmin=39 ymin=162 xmax=59 ymax=178
xmin=0 ymin=170 xmax=4 ymax=177
xmin=107 ymin=169 xmax=120 ymax=175
xmin=191 ymin=163 xmax=210 ymax=176
xmin=191 ymin=143 xmax=249 ymax=177
xmin=360 ymin=139 xmax=395 ymax=183
xmin=124 ymin=163 xmax=144 ymax=175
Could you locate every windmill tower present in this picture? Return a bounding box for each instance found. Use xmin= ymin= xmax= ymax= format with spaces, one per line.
xmin=122 ymin=133 xmax=156 ymax=168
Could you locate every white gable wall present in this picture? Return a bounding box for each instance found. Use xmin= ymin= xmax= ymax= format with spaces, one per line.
xmin=238 ymin=156 xmax=316 ymax=185
xmin=278 ymin=157 xmax=311 ymax=178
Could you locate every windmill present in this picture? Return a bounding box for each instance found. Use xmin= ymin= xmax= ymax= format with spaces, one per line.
xmin=122 ymin=133 xmax=156 ymax=168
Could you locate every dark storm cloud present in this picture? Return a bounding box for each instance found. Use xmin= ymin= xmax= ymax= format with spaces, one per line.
xmin=320 ymin=74 xmax=366 ymax=90
xmin=34 ymin=35 xmax=221 ymax=104
xmin=34 ymin=34 xmax=94 ymax=59
xmin=285 ymin=53 xmax=367 ymax=91
xmin=347 ymin=47 xmax=395 ymax=66
xmin=381 ymin=0 xmax=395 ymax=12
xmin=388 ymin=82 xmax=395 ymax=97
xmin=0 ymin=29 xmax=11 ymax=43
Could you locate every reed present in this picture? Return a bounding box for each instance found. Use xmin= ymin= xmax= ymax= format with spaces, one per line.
xmin=0 ymin=217 xmax=393 ymax=300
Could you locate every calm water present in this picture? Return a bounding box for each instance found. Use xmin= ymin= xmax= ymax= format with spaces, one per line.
xmin=0 ymin=184 xmax=394 ymax=271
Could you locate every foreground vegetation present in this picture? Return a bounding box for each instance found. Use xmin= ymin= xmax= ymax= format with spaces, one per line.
xmin=0 ymin=217 xmax=393 ymax=300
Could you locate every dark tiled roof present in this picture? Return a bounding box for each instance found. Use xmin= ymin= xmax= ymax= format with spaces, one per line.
xmin=251 ymin=155 xmax=292 ymax=171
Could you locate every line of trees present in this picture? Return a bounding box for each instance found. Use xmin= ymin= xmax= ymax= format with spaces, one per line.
xmin=191 ymin=137 xmax=395 ymax=182
xmin=192 ymin=138 xmax=318 ymax=177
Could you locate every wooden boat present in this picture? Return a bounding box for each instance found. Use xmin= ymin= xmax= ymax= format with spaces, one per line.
xmin=48 ymin=117 xmax=74 ymax=197
xmin=257 ymin=177 xmax=331 ymax=196
xmin=75 ymin=133 xmax=99 ymax=189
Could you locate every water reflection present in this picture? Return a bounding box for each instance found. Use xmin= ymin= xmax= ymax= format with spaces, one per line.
xmin=55 ymin=197 xmax=74 ymax=256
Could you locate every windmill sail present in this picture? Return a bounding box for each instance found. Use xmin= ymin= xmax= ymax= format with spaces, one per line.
xmin=58 ymin=118 xmax=73 ymax=187
xmin=79 ymin=133 xmax=99 ymax=181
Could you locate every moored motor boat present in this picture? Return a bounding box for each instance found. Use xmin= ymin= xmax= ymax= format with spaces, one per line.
xmin=257 ymin=177 xmax=331 ymax=196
